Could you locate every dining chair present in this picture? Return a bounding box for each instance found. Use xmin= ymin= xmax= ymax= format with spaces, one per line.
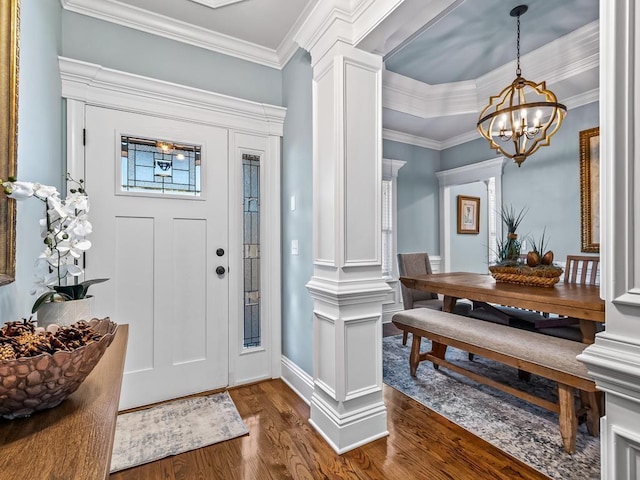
xmin=397 ymin=252 xmax=471 ymax=345
xmin=564 ymin=255 xmax=600 ymax=285
xmin=536 ymin=255 xmax=601 ymax=342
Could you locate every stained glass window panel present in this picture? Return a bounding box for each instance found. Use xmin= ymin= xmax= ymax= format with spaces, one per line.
xmin=120 ymin=136 xmax=201 ymax=196
xmin=243 ymin=153 xmax=261 ymax=348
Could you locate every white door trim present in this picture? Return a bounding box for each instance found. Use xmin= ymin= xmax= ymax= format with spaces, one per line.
xmin=60 ymin=57 xmax=285 ymax=386
xmin=435 ymin=157 xmax=507 ymax=272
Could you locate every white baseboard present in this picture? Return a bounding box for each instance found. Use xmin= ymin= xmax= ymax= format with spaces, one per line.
xmin=280 ymin=355 xmax=313 ymax=405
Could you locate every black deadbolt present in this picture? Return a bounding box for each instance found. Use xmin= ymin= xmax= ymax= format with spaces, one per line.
xmin=216 ymin=248 xmax=225 ymax=256
xmin=216 ymin=266 xmax=226 ymax=275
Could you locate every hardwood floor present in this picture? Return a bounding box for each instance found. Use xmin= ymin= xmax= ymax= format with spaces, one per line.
xmin=110 ymin=377 xmax=549 ymax=480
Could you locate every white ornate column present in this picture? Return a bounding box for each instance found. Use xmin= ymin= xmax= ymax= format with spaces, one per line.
xmin=303 ymin=40 xmax=389 ymax=454
xmin=577 ymin=2 xmax=640 ymax=478
xmin=294 ymin=0 xmax=463 ymax=454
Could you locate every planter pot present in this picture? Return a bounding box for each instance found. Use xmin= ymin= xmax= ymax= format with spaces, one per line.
xmin=36 ymin=296 xmax=95 ymax=328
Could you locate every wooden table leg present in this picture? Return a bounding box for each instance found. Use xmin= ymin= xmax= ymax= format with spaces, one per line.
xmin=442 ymin=295 xmax=459 ymax=313
xmin=409 ymin=335 xmax=422 ymax=377
xmin=579 ymin=320 xmax=597 ymax=344
xmin=558 ymin=383 xmax=578 ymax=454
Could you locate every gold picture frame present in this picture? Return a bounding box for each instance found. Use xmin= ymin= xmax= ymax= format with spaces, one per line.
xmin=579 ymin=127 xmax=600 ymax=253
xmin=0 ymin=0 xmax=19 ymax=286
xmin=457 ymin=195 xmax=480 ymax=234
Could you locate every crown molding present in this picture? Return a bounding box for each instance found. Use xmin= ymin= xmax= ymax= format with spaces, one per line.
xmin=382 ymin=128 xmax=440 ymax=150
xmin=294 ymin=0 xmax=406 ymax=66
xmin=383 ymin=70 xmax=478 ymax=118
xmin=474 ymin=21 xmax=599 ymax=106
xmin=383 ymin=85 xmax=600 ymax=151
xmin=382 ymin=20 xmax=599 ymax=120
xmin=276 ymin=0 xmax=322 ymax=66
xmin=188 ymin=0 xmax=245 ymax=8
xmin=60 ymin=0 xmax=283 ymax=68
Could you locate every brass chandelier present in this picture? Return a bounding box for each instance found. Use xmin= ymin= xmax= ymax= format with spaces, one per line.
xmin=477 ymin=5 xmax=566 ymax=167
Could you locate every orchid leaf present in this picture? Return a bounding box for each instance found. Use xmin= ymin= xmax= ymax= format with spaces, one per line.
xmin=53 ymin=278 xmax=109 ymax=300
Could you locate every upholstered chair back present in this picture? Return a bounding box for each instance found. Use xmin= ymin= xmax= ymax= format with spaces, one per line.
xmin=397 ymin=253 xmax=439 ymax=308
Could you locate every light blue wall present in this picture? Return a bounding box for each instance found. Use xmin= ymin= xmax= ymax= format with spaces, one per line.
xmin=0 ymin=0 xmax=64 ymax=323
xmin=61 ymin=12 xmax=282 ymax=106
xmin=384 ymin=140 xmax=441 ymax=255
xmin=450 ymin=182 xmax=488 ymax=273
xmin=503 ymin=102 xmax=599 ymax=262
xmin=281 ymin=49 xmax=314 ymax=374
xmin=441 ymin=102 xmax=599 ymax=263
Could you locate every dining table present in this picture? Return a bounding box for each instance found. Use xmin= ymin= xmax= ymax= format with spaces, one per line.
xmin=399 ymin=272 xmax=605 ymax=343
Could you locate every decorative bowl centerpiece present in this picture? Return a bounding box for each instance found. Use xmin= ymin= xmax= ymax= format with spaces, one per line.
xmin=490 ymin=206 xmax=563 ymax=287
xmin=0 ymin=317 xmax=117 ymax=419
xmin=489 ymin=264 xmax=563 ymax=287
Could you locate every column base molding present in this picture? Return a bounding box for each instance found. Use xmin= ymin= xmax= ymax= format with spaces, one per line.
xmin=309 ymin=387 xmax=388 ymax=454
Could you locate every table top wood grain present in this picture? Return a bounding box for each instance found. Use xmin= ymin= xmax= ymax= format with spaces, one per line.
xmin=400 ymin=272 xmax=605 ymax=322
xmin=0 ymin=324 xmax=128 ymax=480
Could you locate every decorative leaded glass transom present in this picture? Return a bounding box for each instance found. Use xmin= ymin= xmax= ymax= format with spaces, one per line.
xmin=243 ymin=153 xmax=261 ymax=348
xmin=120 ymin=136 xmax=201 ymax=196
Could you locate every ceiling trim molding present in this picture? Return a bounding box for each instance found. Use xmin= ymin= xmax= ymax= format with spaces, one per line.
xmin=188 ymin=0 xmax=246 ymax=8
xmin=439 ymin=130 xmax=481 ymax=150
xmin=383 ymin=70 xmax=478 ymax=118
xmin=384 ymin=87 xmax=600 ymax=151
xmin=382 ymin=20 xmax=599 ymax=120
xmin=277 ymin=0 xmax=322 ymax=66
xmin=474 ymin=21 xmax=599 ymax=104
xmin=382 ymin=128 xmax=441 ymax=150
xmin=294 ymin=0 xmax=405 ymax=65
xmin=60 ymin=0 xmax=282 ymax=69
xmin=565 ymin=88 xmax=600 ymax=110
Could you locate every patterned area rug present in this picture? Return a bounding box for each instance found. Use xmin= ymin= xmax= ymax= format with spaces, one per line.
xmin=110 ymin=391 xmax=248 ymax=473
xmin=383 ymin=334 xmax=600 ymax=480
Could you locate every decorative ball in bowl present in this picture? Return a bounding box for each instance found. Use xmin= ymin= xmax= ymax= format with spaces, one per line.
xmin=0 ymin=317 xmax=118 ymax=420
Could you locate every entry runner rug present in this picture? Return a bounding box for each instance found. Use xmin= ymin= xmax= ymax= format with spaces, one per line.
xmin=110 ymin=391 xmax=248 ymax=473
xmin=383 ymin=334 xmax=600 ymax=480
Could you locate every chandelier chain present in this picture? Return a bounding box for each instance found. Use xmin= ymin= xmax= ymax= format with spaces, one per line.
xmin=516 ymin=13 xmax=521 ymax=76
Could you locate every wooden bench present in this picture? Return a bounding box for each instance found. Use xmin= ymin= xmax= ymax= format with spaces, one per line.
xmin=392 ymin=308 xmax=600 ymax=454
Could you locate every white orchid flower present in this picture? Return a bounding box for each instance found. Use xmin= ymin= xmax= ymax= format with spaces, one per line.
xmin=30 ymin=274 xmax=57 ymax=296
xmin=32 ymin=183 xmax=59 ymax=200
xmin=64 ymin=192 xmax=89 ymax=213
xmin=67 ymin=214 xmax=92 ymax=237
xmin=65 ymin=264 xmax=84 ymax=276
xmin=2 ymin=175 xmax=103 ymax=310
xmin=55 ymin=237 xmax=91 ymax=259
xmin=46 ymin=196 xmax=67 ymax=221
xmin=3 ymin=181 xmax=35 ymax=200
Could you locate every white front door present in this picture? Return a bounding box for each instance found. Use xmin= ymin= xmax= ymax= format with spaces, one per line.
xmin=84 ymin=106 xmax=229 ymax=409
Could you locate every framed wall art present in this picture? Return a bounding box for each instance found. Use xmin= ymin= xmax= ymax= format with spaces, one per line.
xmin=579 ymin=127 xmax=600 ymax=253
xmin=0 ymin=0 xmax=19 ymax=286
xmin=457 ymin=195 xmax=480 ymax=234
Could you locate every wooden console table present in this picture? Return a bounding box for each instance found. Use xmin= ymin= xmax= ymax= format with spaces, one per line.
xmin=0 ymin=324 xmax=128 ymax=479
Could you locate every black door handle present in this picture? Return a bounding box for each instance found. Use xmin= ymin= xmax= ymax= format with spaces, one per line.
xmin=216 ymin=266 xmax=226 ymax=275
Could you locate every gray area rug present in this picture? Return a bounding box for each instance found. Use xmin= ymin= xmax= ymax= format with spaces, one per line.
xmin=383 ymin=334 xmax=600 ymax=480
xmin=110 ymin=391 xmax=249 ymax=473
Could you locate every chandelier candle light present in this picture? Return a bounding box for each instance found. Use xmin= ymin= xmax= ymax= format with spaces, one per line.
xmin=477 ymin=4 xmax=567 ymax=167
